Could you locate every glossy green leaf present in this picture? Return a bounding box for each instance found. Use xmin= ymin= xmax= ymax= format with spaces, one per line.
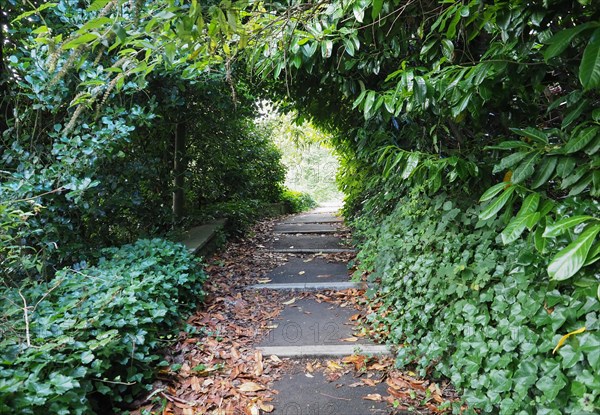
xmin=321 ymin=40 xmax=333 ymax=59
xmin=485 ymin=140 xmax=532 ymax=151
xmin=517 ymin=193 xmax=540 ymax=217
xmin=579 ymin=28 xmax=600 ymax=89
xmin=563 ymin=126 xmax=598 ymax=154
xmin=87 ymin=0 xmax=111 ymax=12
xmin=583 ymin=242 xmax=600 ymax=266
xmin=510 ymin=127 xmax=548 ymax=144
xmin=568 ymin=173 xmax=593 ymax=196
xmin=548 ymin=224 xmax=600 ymax=280
xmin=363 ymin=91 xmax=376 ymax=118
xmin=501 ymin=214 xmax=530 ymax=244
xmin=511 ymin=153 xmax=539 ymax=184
xmin=62 ymin=33 xmax=98 ymax=49
xmin=413 ymin=76 xmax=427 ymax=103
xmin=543 ymin=215 xmax=595 ymax=238
xmin=441 ymin=39 xmax=454 ymax=61
xmin=371 ymin=0 xmax=384 ymax=19
xmin=493 ymin=151 xmax=529 ymax=174
xmin=562 ymin=99 xmax=588 ymax=128
xmin=530 ymin=157 xmax=557 ymax=189
xmin=479 ymin=182 xmax=508 ymax=202
xmin=13 ymin=2 xmax=58 ymax=22
xmin=479 ymin=186 xmax=516 ymax=220
xmin=401 ymin=153 xmax=420 ymax=179
xmin=544 ymin=22 xmax=599 ymax=60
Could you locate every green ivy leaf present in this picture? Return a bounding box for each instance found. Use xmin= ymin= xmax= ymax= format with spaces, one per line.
xmin=548 ymin=224 xmax=600 ymax=281
xmin=536 ymin=374 xmax=567 ymax=401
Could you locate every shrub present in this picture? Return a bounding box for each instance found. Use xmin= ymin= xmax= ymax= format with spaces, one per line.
xmin=355 ymin=190 xmax=600 ymax=414
xmin=0 ymin=239 xmax=207 ymax=414
xmin=281 ymin=189 xmax=317 ymax=213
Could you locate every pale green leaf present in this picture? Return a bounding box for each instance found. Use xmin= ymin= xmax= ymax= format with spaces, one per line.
xmin=62 ymin=33 xmax=98 ymax=49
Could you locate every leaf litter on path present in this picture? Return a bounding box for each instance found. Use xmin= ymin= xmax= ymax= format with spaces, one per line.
xmin=129 ymin=216 xmax=461 ymax=414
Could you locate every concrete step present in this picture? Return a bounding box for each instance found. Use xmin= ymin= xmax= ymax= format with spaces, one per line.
xmin=257 ymin=344 xmax=390 ymax=357
xmin=249 ymin=281 xmax=364 ymax=291
xmin=176 ymin=218 xmax=226 ymax=256
xmin=262 ymin=257 xmax=350 ymax=283
xmin=270 ymin=234 xmax=353 ymax=253
xmin=282 ymin=212 xmax=343 ymax=224
xmin=273 ymin=223 xmax=345 ymax=234
xmin=258 ymin=299 xmax=377 ymax=349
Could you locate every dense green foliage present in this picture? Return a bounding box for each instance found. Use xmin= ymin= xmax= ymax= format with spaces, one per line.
xmin=1 ymin=1 xmax=286 ymax=280
xmin=3 ymin=0 xmax=600 ymax=413
xmin=0 ymin=1 xmax=286 ymax=412
xmin=250 ymin=0 xmax=600 ymax=412
xmin=0 ymin=239 xmax=206 ymax=414
xmin=355 ymin=190 xmax=598 ymax=413
xmin=280 ymin=188 xmax=317 ymax=213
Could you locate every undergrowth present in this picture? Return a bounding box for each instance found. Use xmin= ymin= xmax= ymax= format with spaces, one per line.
xmin=354 ymin=190 xmax=599 ymax=414
xmin=0 ymin=239 xmax=207 ymax=414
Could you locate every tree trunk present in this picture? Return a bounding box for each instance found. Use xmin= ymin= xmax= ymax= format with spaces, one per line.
xmin=172 ymin=122 xmax=186 ymax=218
xmin=0 ymin=5 xmax=9 ymax=134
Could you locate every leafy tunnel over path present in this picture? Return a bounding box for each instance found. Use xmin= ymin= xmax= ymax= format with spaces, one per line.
xmin=1 ymin=0 xmax=600 ymax=413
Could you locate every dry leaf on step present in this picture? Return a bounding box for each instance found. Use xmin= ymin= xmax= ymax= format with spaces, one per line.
xmin=282 ymin=297 xmax=296 ymax=305
xmin=363 ymin=394 xmax=382 ymax=401
xmin=239 ymin=382 xmax=265 ymax=392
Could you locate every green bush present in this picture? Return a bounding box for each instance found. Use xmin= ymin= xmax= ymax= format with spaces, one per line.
xmin=281 ymin=189 xmax=317 ymax=213
xmin=354 ymin=190 xmax=599 ymax=414
xmin=0 ymin=239 xmax=207 ymax=414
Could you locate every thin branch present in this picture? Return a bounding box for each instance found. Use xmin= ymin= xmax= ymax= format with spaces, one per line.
xmin=17 ymin=290 xmax=31 ymax=348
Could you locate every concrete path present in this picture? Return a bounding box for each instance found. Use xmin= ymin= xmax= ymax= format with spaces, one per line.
xmin=247 ymin=206 xmax=393 ymax=414
xmin=273 ymin=222 xmax=345 ymax=234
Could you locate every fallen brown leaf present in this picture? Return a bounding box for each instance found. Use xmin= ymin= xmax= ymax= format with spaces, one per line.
xmin=239 ymin=382 xmax=266 ymax=393
xmin=363 ymin=393 xmax=382 ymax=401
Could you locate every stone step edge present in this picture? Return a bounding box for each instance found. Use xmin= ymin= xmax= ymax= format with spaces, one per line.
xmin=256 ymin=344 xmax=391 ymax=357
xmin=247 ymin=282 xmax=366 ymax=291
xmin=273 ymin=229 xmax=341 ymax=234
xmin=268 ymin=248 xmax=355 ymax=254
xmin=280 ymin=219 xmax=344 ymax=224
